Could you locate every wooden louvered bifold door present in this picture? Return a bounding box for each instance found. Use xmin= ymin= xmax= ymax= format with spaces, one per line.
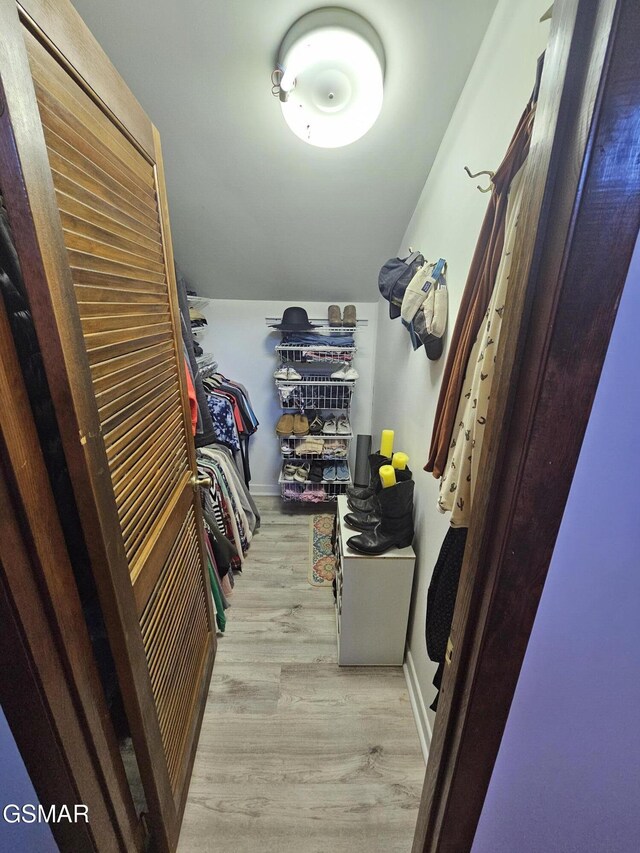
xmin=0 ymin=3 xmax=216 ymax=849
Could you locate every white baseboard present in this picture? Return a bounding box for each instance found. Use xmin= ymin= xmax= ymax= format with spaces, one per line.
xmin=404 ymin=649 xmax=432 ymax=765
xmin=250 ymin=484 xmax=280 ymax=497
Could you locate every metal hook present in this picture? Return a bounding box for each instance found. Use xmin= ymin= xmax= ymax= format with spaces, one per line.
xmin=464 ymin=166 xmax=495 ymax=193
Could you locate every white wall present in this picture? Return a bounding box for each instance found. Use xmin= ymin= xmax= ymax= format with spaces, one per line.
xmin=198 ymin=300 xmax=378 ymax=495
xmin=371 ymin=0 xmax=551 ymax=750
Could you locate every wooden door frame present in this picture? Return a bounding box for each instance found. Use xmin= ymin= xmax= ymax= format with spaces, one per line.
xmin=0 ymin=1 xmax=215 ymax=849
xmin=413 ymin=0 xmax=640 ymax=849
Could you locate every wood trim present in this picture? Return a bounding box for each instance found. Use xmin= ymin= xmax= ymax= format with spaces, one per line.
xmin=151 ymin=122 xmax=217 ymax=827
xmin=0 ymin=4 xmax=176 ymax=850
xmin=17 ymin=0 xmax=154 ymax=158
xmin=413 ymin=0 xmax=640 ymax=849
xmin=152 ymin=123 xmax=217 ymax=641
xmin=0 ymin=299 xmax=141 ymax=852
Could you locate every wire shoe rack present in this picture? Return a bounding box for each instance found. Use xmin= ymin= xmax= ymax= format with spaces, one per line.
xmin=269 ymin=317 xmax=360 ymax=501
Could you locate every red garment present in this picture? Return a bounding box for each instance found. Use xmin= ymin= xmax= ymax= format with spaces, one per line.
xmin=184 ymin=359 xmax=198 ymax=436
xmin=425 ymin=100 xmax=536 ymax=478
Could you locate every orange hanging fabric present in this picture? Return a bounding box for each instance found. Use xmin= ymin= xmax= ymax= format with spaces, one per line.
xmin=184 ymin=358 xmax=198 ymax=436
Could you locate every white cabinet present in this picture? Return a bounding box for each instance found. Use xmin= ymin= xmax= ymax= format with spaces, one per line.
xmin=334 ymin=495 xmax=416 ymax=666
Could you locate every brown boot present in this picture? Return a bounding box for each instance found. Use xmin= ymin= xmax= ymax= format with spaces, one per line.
xmin=328 ymin=304 xmax=342 ymax=327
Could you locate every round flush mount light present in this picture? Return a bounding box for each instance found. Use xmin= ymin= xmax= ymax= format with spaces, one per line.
xmin=273 ymin=7 xmax=385 ymax=149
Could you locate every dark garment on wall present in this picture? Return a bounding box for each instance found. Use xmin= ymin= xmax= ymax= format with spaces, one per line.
xmin=426 ymin=526 xmax=468 ymax=711
xmin=425 ymin=99 xmax=536 ymax=478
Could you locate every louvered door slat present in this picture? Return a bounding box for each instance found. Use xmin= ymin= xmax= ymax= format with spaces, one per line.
xmin=28 ymin=47 xmax=155 ymax=183
xmin=42 ymin=121 xmax=157 ymax=212
xmin=64 ymin=231 xmax=167 ymax=274
xmin=140 ymin=508 xmax=210 ymax=792
xmin=59 ymin=199 xmax=164 ymax=255
xmin=37 ymin=98 xmax=157 ymax=199
xmin=18 ymin=17 xmax=216 ymax=848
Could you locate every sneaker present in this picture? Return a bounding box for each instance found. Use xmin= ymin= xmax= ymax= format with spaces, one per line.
xmin=274 ymin=366 xmax=289 ymax=379
xmin=323 ymin=463 xmax=337 ymax=482
xmin=322 ymin=416 xmax=337 ymax=435
xmin=336 ymin=461 xmax=350 ymax=482
xmin=281 ymin=440 xmax=294 ymax=456
xmin=331 ymin=364 xmax=348 ymax=379
xmin=336 ymin=415 xmax=351 ymax=435
xmin=341 ymin=366 xmax=359 ymax=380
xmin=286 ymin=367 xmax=302 ymax=380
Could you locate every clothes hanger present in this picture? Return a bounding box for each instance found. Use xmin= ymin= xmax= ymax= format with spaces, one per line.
xmin=464 ymin=166 xmax=495 ymax=193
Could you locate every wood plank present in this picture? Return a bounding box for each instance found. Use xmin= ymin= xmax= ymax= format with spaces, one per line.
xmin=90 ymin=340 xmax=173 ymax=385
xmin=20 ymin=8 xmax=155 ymax=158
xmin=86 ymin=328 xmax=174 ymax=365
xmin=58 ymin=194 xmax=162 ymax=254
xmin=48 ymin=149 xmax=158 ymax=229
xmin=68 ymin=250 xmax=167 ymax=285
xmin=81 ymin=300 xmax=168 ymax=317
xmin=35 ymin=91 xmax=156 ymax=197
xmin=40 ymin=113 xmax=156 ymax=206
xmin=61 ymin=211 xmax=164 ymax=263
xmin=177 ymin=497 xmax=424 ymax=853
xmin=134 ymin=486 xmax=195 ymax=615
xmin=98 ymin=363 xmax=175 ymax=421
xmin=64 ymin=229 xmax=166 ymax=275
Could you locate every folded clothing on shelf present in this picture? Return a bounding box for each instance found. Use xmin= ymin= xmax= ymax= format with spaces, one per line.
xmin=282 ymin=484 xmax=327 ymax=502
xmin=280 ymin=331 xmax=355 ymax=347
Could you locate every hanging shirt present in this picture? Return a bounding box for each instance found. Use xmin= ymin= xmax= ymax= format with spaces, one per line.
xmin=438 ymin=161 xmax=527 ymax=527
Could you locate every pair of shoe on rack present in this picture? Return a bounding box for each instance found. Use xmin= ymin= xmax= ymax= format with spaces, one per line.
xmin=283 ymin=461 xmax=310 ymax=483
xmin=343 ymin=452 xmax=415 ymax=555
xmin=331 ymin=363 xmax=359 ymax=380
xmin=322 ymin=439 xmax=348 ymax=458
xmin=274 ymin=366 xmax=301 ymax=380
xmin=328 ymin=304 xmax=357 ymax=327
xmin=276 ymin=413 xmax=308 ymax=437
xmin=321 ymin=414 xmax=351 ymax=435
xmin=308 ymin=460 xmax=349 ymax=483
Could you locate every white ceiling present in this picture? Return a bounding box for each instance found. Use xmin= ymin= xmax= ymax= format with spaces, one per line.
xmin=71 ymin=0 xmax=497 ymax=301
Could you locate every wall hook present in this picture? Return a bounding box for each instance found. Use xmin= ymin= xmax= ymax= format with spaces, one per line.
xmin=464 ymin=166 xmax=495 ymax=193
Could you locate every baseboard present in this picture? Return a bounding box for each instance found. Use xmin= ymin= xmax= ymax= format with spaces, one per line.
xmin=404 ymin=649 xmax=432 ymax=765
xmin=250 ymin=484 xmax=280 ymax=497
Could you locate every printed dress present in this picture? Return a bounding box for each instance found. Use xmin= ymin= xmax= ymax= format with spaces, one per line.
xmin=438 ymin=162 xmax=527 ymax=527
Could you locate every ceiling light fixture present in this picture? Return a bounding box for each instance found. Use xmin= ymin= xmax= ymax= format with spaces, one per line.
xmin=272 ymin=7 xmax=385 ymax=149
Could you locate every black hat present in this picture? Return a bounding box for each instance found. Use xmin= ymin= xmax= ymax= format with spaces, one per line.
xmin=270 ymin=307 xmax=320 ymax=331
xmin=378 ymin=251 xmax=424 ymax=319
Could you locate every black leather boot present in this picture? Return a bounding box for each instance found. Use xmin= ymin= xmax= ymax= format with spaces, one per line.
xmin=347 ymin=480 xmax=415 ymax=555
xmin=348 ymin=466 xmax=413 ymax=513
xmin=344 ymin=508 xmax=380 ymax=531
xmin=346 ymin=452 xmax=390 ymax=502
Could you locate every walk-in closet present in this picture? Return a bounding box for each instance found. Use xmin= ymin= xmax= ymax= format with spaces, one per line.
xmin=1 ymin=1 xmax=638 ymax=852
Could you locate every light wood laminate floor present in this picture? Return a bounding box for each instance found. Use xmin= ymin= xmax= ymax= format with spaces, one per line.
xmin=178 ymin=497 xmax=425 ymax=853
